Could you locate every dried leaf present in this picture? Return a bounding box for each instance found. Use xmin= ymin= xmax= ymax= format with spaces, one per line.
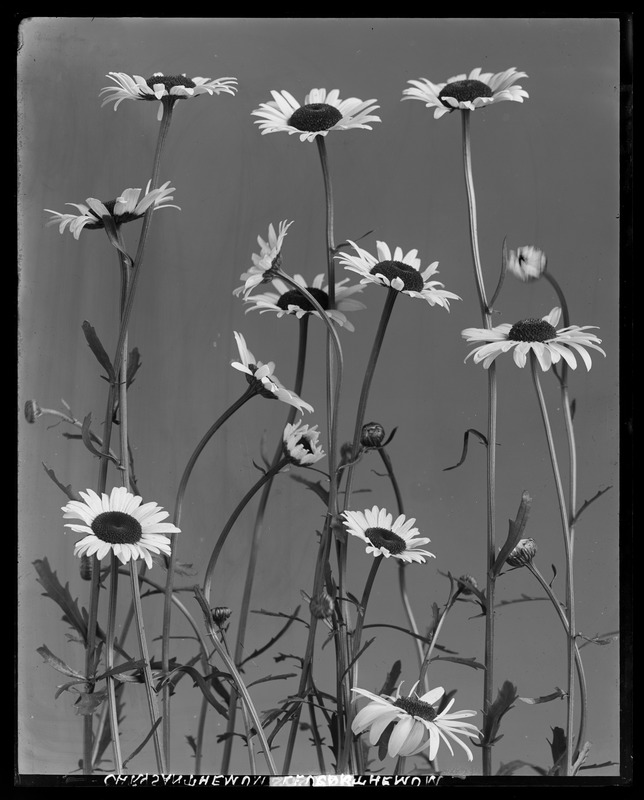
xmin=443 ymin=428 xmax=488 ymax=471
xmin=41 ymin=463 xmax=79 ymax=501
xmin=519 ymin=687 xmax=566 ymax=705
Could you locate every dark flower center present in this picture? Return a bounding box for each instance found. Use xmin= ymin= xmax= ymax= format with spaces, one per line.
xmin=439 ymin=79 xmax=493 ymax=106
xmin=289 ymin=103 xmax=343 ymax=132
xmin=85 ymin=198 xmax=141 ymax=229
xmin=145 ymin=74 xmax=196 ymax=92
xmin=365 ymin=527 xmax=407 ymax=555
xmin=246 ymin=364 xmax=277 ymax=400
xmin=394 ymin=696 xmax=438 ymax=722
xmin=276 ymin=287 xmax=330 ymax=312
xmin=370 ymin=261 xmax=423 ymax=293
xmin=91 ymin=511 xmax=142 ymax=545
xmin=297 ymin=435 xmax=314 ymax=454
xmin=508 ymin=319 xmax=557 ymax=342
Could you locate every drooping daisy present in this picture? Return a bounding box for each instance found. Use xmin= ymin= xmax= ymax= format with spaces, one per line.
xmin=342 ymin=506 xmax=435 ymax=564
xmin=233 ymin=220 xmax=294 ymax=298
xmin=462 ymin=307 xmax=606 ymax=371
xmin=252 ymin=88 xmax=381 ymax=143
xmin=506 ymin=245 xmax=547 ymax=282
xmin=45 ymin=181 xmax=179 ymax=240
xmin=100 ymin=72 xmax=238 ymax=120
xmin=337 ymin=240 xmax=460 ymax=309
xmin=352 ymin=683 xmax=480 ymax=761
xmin=231 ymin=331 xmax=314 ymax=413
xmin=402 ymin=67 xmax=528 ymax=119
xmin=283 ymin=420 xmax=325 ymax=466
xmin=243 ymin=273 xmax=365 ymax=331
xmin=62 ymin=487 xmax=179 ymax=569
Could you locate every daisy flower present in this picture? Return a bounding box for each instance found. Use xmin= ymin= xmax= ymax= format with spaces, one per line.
xmin=462 ymin=307 xmax=606 ymax=371
xmin=252 ymin=88 xmax=380 ymax=143
xmin=100 ymin=72 xmax=237 ymax=120
xmin=243 ymin=273 xmax=365 ymax=331
xmin=337 ymin=240 xmax=460 ymax=309
xmin=231 ymin=331 xmax=314 ymax=414
xmin=342 ymin=505 xmax=435 ymax=564
xmin=282 ymin=420 xmax=325 ymax=466
xmin=233 ymin=220 xmax=294 ymax=298
xmin=402 ymin=67 xmax=528 ymax=119
xmin=45 ymin=181 xmax=179 ymax=240
xmin=352 ymin=682 xmax=480 ymax=761
xmin=506 ymin=245 xmax=547 ymax=282
xmin=62 ymin=486 xmax=179 ymax=569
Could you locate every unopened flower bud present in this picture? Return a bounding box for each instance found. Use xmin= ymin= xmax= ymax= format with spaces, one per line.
xmin=360 ymin=421 xmax=386 ymax=449
xmin=211 ymin=606 xmax=232 ymax=627
xmin=506 ymin=538 xmax=537 ymax=568
xmin=457 ymin=574 xmax=479 ymax=595
xmin=310 ymin=591 xmax=334 ymax=620
xmin=507 ymin=246 xmax=547 ymax=282
xmin=24 ymin=400 xmax=43 ymax=424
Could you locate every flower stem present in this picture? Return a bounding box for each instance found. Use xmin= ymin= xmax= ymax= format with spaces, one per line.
xmin=161 ymin=384 xmax=257 ymax=759
xmin=219 ymin=316 xmax=309 ymax=773
xmin=315 ymin=137 xmax=336 ymax=308
xmin=530 ymin=353 xmax=576 ymax=775
xmin=418 ymin=590 xmax=458 ymax=690
xmin=105 ymin=554 xmax=123 ymax=773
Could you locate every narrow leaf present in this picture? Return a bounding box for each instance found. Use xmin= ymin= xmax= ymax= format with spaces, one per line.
xmin=36 ymin=645 xmax=85 ymax=679
xmin=431 ymin=655 xmax=486 ymax=672
xmin=81 ymin=321 xmax=116 ymax=382
xmin=122 ymin=719 xmax=163 ymax=769
xmin=492 ymin=491 xmax=532 ymax=577
xmin=41 ymin=463 xmax=79 ymax=501
xmin=126 ymin=347 xmax=141 ymax=388
xmin=290 ymin=473 xmax=329 ymax=506
xmin=379 ymin=660 xmax=402 ymax=696
xmin=519 ymin=687 xmax=566 ymax=705
xmin=241 ymin=605 xmax=302 ymax=666
xmin=81 ymin=413 xmax=119 ymax=465
xmin=571 ymin=486 xmax=612 ymax=526
xmin=480 ymin=680 xmax=519 ymax=747
xmin=163 ymin=666 xmax=229 ymax=718
xmin=34 ymin=558 xmax=91 ymax=644
xmin=247 ymin=673 xmax=296 ymax=688
xmin=444 ymin=428 xmax=488 ymax=471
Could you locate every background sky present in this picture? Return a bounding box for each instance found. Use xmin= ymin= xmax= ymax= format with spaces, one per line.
xmin=18 ymin=17 xmax=623 ymax=779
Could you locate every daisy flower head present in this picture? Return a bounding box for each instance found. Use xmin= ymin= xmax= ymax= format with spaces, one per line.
xmin=243 ymin=273 xmax=365 ymax=331
xmin=283 ymin=420 xmax=325 ymax=466
xmin=342 ymin=505 xmax=435 ymax=564
xmin=252 ymin=88 xmax=380 ymax=143
xmin=100 ymin=72 xmax=238 ymax=120
xmin=462 ymin=307 xmax=606 ymax=371
xmin=506 ymin=245 xmax=547 ymax=282
xmin=352 ymin=682 xmax=480 ymax=761
xmin=233 ymin=220 xmax=294 ymax=298
xmin=45 ymin=181 xmax=179 ymax=240
xmin=403 ymin=67 xmax=528 ymax=119
xmin=506 ymin=537 xmax=537 ymax=568
xmin=62 ymin=487 xmax=180 ymax=569
xmin=231 ymin=331 xmax=314 ymax=414
xmin=338 ymin=240 xmax=460 ymax=309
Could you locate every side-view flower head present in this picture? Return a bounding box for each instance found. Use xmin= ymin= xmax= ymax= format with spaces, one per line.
xmin=506 ymin=245 xmax=547 ymax=282
xmin=231 ymin=331 xmax=314 ymax=413
xmin=352 ymin=682 xmax=480 ymax=761
xmin=233 ymin=220 xmax=294 ymax=298
xmin=342 ymin=505 xmax=435 ymax=564
xmin=338 ymin=240 xmax=460 ymax=309
xmin=462 ymin=307 xmax=606 ymax=371
xmin=283 ymin=420 xmax=325 ymax=466
xmin=243 ymin=273 xmax=365 ymax=331
xmin=403 ymin=67 xmax=528 ymax=119
xmin=62 ymin=486 xmax=180 ymax=569
xmin=252 ymin=88 xmax=380 ymax=143
xmin=45 ymin=181 xmax=179 ymax=240
xmin=101 ymin=72 xmax=238 ymax=120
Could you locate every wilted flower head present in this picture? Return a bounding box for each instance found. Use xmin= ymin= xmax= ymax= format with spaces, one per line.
xmin=507 ymin=246 xmax=547 ymax=282
xmin=45 ymin=182 xmax=179 ymax=240
xmin=282 ymin=420 xmax=325 ymax=466
xmin=211 ymin=606 xmax=232 ymax=628
xmin=24 ymin=400 xmax=43 ymax=424
xmin=233 ymin=220 xmax=294 ymax=298
xmin=506 ymin=538 xmax=537 ymax=568
xmin=100 ymin=72 xmax=238 ymax=120
xmin=360 ymin=421 xmax=386 ymax=449
xmin=309 ymin=591 xmax=334 ymax=620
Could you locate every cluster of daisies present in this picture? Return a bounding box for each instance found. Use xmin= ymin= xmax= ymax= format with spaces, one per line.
xmin=48 ymin=64 xmax=606 ymax=768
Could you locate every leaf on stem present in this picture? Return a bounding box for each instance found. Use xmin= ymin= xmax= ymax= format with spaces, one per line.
xmin=247 ymin=673 xmax=297 ymax=688
xmin=74 ymin=689 xmax=108 ymax=716
xmin=491 ymin=491 xmax=532 ymax=577
xmin=430 ymin=655 xmax=485 ymax=672
xmin=36 ymin=645 xmax=85 ymax=679
xmin=81 ymin=413 xmax=120 ymax=466
xmin=480 ymin=680 xmax=519 ymax=747
xmin=379 ymin=660 xmax=402 ymax=696
xmin=81 ymin=321 xmax=116 ymax=383
xmin=41 ymin=463 xmax=79 ymax=501
xmin=160 ymin=665 xmax=229 ymax=717
xmin=126 ymin=347 xmax=142 ymax=388
xmin=571 ymin=486 xmax=612 ymax=526
xmin=34 ymin=558 xmax=93 ymax=644
xmin=547 ymin=726 xmax=567 ymax=775
xmin=443 ymin=428 xmax=488 ymax=471
xmin=518 ymin=687 xmax=566 ymax=704
xmin=122 ymin=719 xmax=163 ymax=769
xmin=241 ymin=605 xmax=303 ymax=665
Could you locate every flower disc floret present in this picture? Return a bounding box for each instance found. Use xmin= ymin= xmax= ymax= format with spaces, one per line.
xmin=342 ymin=505 xmax=435 ymax=564
xmin=289 ymin=103 xmax=343 ymax=132
xmin=403 ymin=67 xmax=528 ymax=119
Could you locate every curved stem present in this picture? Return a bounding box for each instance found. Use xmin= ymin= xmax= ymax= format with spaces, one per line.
xmin=315 ymin=137 xmax=336 ymax=308
xmin=530 ymin=354 xmax=575 ymax=775
xmin=418 ymin=593 xmax=458 ymax=690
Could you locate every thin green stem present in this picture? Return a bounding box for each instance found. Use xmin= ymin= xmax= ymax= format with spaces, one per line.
xmin=105 ymin=555 xmax=123 ymax=773
xmin=315 ymin=136 xmax=336 ymax=308
xmin=418 ymin=593 xmax=458 ymax=690
xmin=530 ymin=354 xmax=575 ymax=776
xmin=220 ymin=316 xmax=309 ymax=774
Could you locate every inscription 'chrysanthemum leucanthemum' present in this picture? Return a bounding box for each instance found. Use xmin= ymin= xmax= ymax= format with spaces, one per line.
xmin=233 ymin=220 xmax=294 ymax=298
xmin=337 ymin=240 xmax=460 ymax=309
xmin=282 ymin=420 xmax=325 ymax=466
xmin=342 ymin=505 xmax=435 ymax=564
xmin=231 ymin=331 xmax=314 ymax=414
xmin=252 ymin=88 xmax=381 ymax=143
xmin=45 ymin=182 xmax=179 ymax=240
xmin=462 ymin=307 xmax=606 ymax=371
xmin=402 ymin=67 xmax=528 ymax=119
xmin=352 ymin=682 xmax=480 ymax=761
xmin=62 ymin=487 xmax=179 ymax=569
xmin=243 ymin=273 xmax=365 ymax=331
xmin=100 ymin=72 xmax=238 ymax=120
